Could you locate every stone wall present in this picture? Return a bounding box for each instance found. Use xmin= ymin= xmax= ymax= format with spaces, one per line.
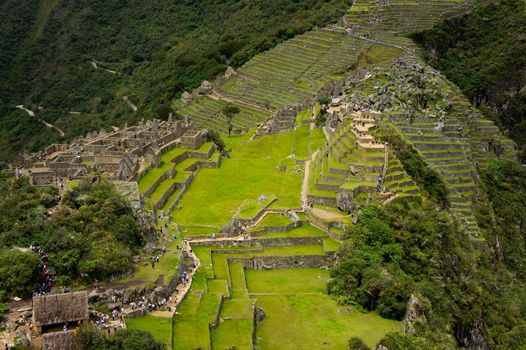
xmin=307 ymin=194 xmax=337 ymax=206
xmin=254 ymin=236 xmax=325 ymax=247
xmin=232 ymin=254 xmax=335 ymax=270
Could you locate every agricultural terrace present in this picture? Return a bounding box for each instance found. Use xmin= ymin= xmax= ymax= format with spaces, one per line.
xmin=170 ymin=125 xmax=324 ymax=231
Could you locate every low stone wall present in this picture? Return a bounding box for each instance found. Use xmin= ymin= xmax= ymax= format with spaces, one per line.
xmin=154 ymin=181 xmax=178 ymax=210
xmin=307 ymin=194 xmax=337 ymax=206
xmin=144 ymin=168 xmax=172 ymax=198
xmin=254 ymin=236 xmax=325 ymax=247
xmin=263 ymin=220 xmax=308 ymax=233
xmin=209 ymin=294 xmax=226 ymax=331
xmin=232 ymin=254 xmax=335 ymax=270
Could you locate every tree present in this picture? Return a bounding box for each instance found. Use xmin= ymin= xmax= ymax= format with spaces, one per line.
xmin=222 ymin=104 xmax=240 ymax=137
xmin=155 ymin=103 xmax=173 ymax=120
xmin=316 ymin=96 xmax=331 ymax=126
xmin=0 ymin=249 xmax=41 ymax=297
xmin=76 ymin=324 xmax=165 ymax=350
xmin=207 ymin=130 xmax=226 ymax=153
xmin=348 ymin=337 xmax=371 ymax=350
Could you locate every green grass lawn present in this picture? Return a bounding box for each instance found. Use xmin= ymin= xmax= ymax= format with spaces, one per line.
xmin=170 ymin=131 xmax=304 ymax=227
xmin=260 ymin=224 xmax=326 ymax=238
xmin=220 ymin=299 xmax=254 ymax=319
xmin=255 ymin=294 xmax=401 ymax=349
xmin=246 ymin=268 xmax=328 ymax=294
xmin=172 ymin=291 xmax=222 ymax=350
xmin=125 ymin=315 xmax=172 ymax=347
xmin=258 ymin=212 xmax=293 ymax=227
xmin=211 ymin=319 xmax=253 ymax=350
xmin=116 ymin=238 xmax=181 ymax=285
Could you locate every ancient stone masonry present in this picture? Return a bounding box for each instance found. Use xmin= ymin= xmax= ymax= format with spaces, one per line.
xmin=19 ymin=118 xmax=207 ymax=186
xmin=256 ymin=104 xmax=306 ymax=136
xmin=342 ymin=55 xmax=519 ymax=236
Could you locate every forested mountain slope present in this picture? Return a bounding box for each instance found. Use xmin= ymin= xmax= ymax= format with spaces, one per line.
xmin=412 ymin=0 xmax=526 ymax=161
xmin=0 ymin=0 xmax=351 ymax=165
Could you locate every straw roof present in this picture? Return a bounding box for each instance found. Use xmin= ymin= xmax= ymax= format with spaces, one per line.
xmin=33 ymin=291 xmax=89 ymax=327
xmin=42 ymin=330 xmax=79 ymax=350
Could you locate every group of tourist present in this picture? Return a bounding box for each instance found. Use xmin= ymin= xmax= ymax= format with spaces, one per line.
xmin=94 ymin=310 xmax=124 ymax=335
xmin=30 ymin=246 xmax=55 ymax=296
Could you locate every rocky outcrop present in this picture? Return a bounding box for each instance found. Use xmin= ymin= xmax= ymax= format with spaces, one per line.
xmin=336 ymin=190 xmax=354 ymax=213
xmin=403 ymin=294 xmax=427 ymax=334
xmin=454 ymin=316 xmax=489 ymax=350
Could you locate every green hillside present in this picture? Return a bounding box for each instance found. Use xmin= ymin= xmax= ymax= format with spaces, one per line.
xmin=1 ymin=0 xmax=526 ymax=350
xmin=412 ymin=0 xmax=526 ymax=161
xmin=0 ymin=0 xmax=352 ymax=165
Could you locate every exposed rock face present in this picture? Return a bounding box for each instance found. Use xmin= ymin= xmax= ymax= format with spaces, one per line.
xmin=403 ymin=294 xmax=427 ymax=334
xmin=225 ymin=66 xmax=236 ymax=78
xmin=336 ymin=190 xmax=354 ymax=213
xmin=255 ymin=307 xmax=266 ymax=323
xmin=376 ymin=345 xmax=388 ymax=350
xmin=455 ymin=316 xmax=489 ymax=350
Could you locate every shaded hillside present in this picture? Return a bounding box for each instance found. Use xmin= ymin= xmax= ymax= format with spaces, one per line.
xmin=412 ymin=0 xmax=526 ymax=161
xmin=0 ymin=0 xmax=352 ymax=165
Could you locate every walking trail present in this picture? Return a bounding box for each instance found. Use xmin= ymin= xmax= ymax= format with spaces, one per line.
xmin=16 ymin=105 xmax=65 ymax=137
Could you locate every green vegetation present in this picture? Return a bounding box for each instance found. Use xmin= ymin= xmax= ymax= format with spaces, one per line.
xmin=0 ymin=177 xmax=152 ymax=288
xmin=246 ymin=268 xmax=328 ymax=294
xmin=126 ymin=315 xmax=172 ymax=347
xmin=171 ymin=131 xmax=304 ymax=227
xmin=0 ymin=0 xmax=352 ymax=164
xmin=374 ymin=125 xmax=449 ymax=207
xmin=329 ymin=199 xmax=526 ymax=348
xmin=412 ymin=0 xmax=526 ymax=161
xmin=76 ymin=324 xmax=165 ymax=350
xmin=255 ymin=289 xmax=400 ymax=349
xmin=356 ymin=45 xmax=403 ymax=68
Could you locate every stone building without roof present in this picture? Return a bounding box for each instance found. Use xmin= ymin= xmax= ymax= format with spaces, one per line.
xmin=18 ymin=118 xmax=208 ymax=186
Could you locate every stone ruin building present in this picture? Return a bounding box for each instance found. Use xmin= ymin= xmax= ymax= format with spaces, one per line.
xmin=32 ymin=291 xmax=89 ymax=350
xmin=17 ymin=117 xmax=208 ymax=186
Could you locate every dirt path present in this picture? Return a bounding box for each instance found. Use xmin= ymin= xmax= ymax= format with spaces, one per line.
xmin=122 ymin=96 xmax=138 ymax=112
xmin=89 ymin=60 xmax=119 ymax=75
xmin=16 ymin=105 xmax=65 ymax=137
xmin=310 ymin=207 xmax=346 ymax=219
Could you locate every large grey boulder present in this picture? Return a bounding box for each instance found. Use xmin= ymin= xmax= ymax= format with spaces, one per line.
xmin=403 ymin=294 xmax=427 ymax=334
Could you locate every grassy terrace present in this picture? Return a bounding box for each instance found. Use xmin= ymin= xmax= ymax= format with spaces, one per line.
xmin=180 ymin=28 xmax=367 ymax=132
xmin=250 ymin=269 xmax=401 ymax=349
xmin=171 ymin=127 xmax=322 ymax=227
xmin=126 ymin=315 xmax=172 ymax=348
xmin=174 ymin=96 xmax=270 ymax=133
xmin=173 ymin=236 xmax=399 ymax=350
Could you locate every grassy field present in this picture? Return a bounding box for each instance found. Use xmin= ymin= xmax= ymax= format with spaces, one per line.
xmin=211 ymin=319 xmax=254 ymax=350
xmin=115 ymin=237 xmax=181 ymax=286
xmin=171 ymin=131 xmax=304 ymax=227
xmin=255 ymin=294 xmax=401 ymax=349
xmin=125 ymin=315 xmax=172 ymax=347
xmin=246 ymin=268 xmax=328 ymax=294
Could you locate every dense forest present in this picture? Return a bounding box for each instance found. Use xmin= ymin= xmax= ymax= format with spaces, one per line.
xmin=0 ymin=0 xmax=351 ymax=165
xmin=0 ymin=176 xmax=152 ymax=316
xmin=330 ymin=159 xmax=526 ymax=350
xmin=412 ymin=0 xmax=526 ymax=161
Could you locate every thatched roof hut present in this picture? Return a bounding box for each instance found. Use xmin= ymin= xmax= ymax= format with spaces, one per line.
xmin=42 ymin=329 xmax=79 ymax=350
xmin=33 ymin=291 xmax=89 ymax=327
